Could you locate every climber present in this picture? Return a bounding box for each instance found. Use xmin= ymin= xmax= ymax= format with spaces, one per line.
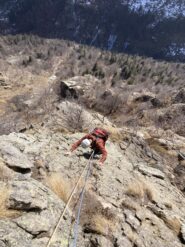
xmin=70 ymin=128 xmax=109 ymax=164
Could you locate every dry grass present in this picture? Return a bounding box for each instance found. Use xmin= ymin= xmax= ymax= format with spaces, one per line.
xmin=46 ymin=173 xmax=72 ymax=203
xmin=147 ymin=138 xmax=169 ymax=155
xmin=0 ymin=158 xmax=14 ymax=181
xmin=121 ymin=199 xmax=140 ymax=211
xmin=52 ymin=127 xmax=70 ymax=134
xmin=126 ymin=179 xmax=156 ymax=204
xmin=0 ymin=186 xmax=20 ymax=219
xmin=102 ymin=125 xmax=123 ymax=142
xmin=90 ymin=213 xmax=116 ymax=236
xmin=164 ymin=216 xmax=181 ymax=234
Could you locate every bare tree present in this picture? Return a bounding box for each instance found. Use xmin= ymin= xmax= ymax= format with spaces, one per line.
xmin=98 ymin=93 xmax=123 ymax=116
xmin=63 ymin=101 xmax=85 ymax=132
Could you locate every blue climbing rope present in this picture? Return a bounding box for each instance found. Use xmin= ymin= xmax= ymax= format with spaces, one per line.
xmin=71 ymin=151 xmax=94 ymax=247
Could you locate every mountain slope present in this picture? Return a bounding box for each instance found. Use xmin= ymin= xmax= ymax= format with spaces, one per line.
xmin=1 ymin=0 xmax=185 ymax=61
xmin=0 ymin=35 xmax=184 ymax=136
xmin=0 ymin=34 xmax=185 ymax=247
xmin=127 ymin=0 xmax=185 ymax=18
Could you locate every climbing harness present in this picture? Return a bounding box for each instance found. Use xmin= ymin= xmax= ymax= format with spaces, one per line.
xmin=46 ymin=151 xmax=94 ymax=247
xmin=71 ymin=150 xmax=94 ymax=247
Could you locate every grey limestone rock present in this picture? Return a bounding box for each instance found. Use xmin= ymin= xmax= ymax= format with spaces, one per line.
xmin=9 ymin=179 xmax=48 ymax=210
xmin=14 ymin=213 xmax=51 ymax=235
xmin=0 ymin=220 xmax=32 ymax=247
xmin=0 ymin=142 xmax=33 ymax=171
xmin=138 ymin=164 xmax=165 ymax=179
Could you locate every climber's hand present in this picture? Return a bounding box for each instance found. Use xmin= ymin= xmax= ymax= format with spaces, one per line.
xmin=65 ymin=151 xmax=72 ymax=156
xmin=70 ymin=145 xmax=76 ymax=152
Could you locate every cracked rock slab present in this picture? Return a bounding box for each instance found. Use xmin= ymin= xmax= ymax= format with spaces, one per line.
xmin=124 ymin=209 xmax=140 ymax=230
xmin=0 ymin=220 xmax=32 ymax=247
xmin=0 ymin=142 xmax=33 ymax=170
xmin=9 ymin=179 xmax=48 ymax=210
xmin=14 ymin=213 xmax=51 ymax=235
xmin=138 ymin=165 xmax=165 ymax=179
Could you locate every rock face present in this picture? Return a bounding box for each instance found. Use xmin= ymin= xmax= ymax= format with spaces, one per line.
xmin=0 ymin=25 xmax=185 ymax=247
xmin=138 ymin=164 xmax=165 ymax=179
xmin=0 ymin=125 xmax=185 ymax=247
xmin=174 ymin=162 xmax=185 ymax=191
xmin=9 ymin=179 xmax=48 ymax=210
xmin=0 ymin=142 xmax=33 ymax=172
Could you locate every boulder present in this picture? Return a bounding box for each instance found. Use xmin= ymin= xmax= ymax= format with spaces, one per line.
xmin=0 ymin=142 xmax=33 ymax=172
xmin=60 ymin=75 xmax=96 ymax=99
xmin=127 ymin=91 xmax=156 ymax=104
xmin=9 ymin=179 xmax=48 ymax=210
xmin=14 ymin=213 xmax=51 ymax=235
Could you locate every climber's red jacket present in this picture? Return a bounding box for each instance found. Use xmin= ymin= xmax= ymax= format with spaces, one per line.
xmin=71 ymin=134 xmax=107 ymax=163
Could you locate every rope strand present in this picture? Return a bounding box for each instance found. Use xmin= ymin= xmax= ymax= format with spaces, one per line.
xmin=71 ymin=151 xmax=94 ymax=247
xmin=46 ymin=152 xmax=94 ymax=247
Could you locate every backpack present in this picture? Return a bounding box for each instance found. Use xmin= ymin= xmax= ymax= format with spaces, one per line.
xmin=91 ymin=128 xmax=109 ymax=142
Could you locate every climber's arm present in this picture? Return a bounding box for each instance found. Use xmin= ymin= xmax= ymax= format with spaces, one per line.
xmin=71 ymin=134 xmax=91 ymax=151
xmin=96 ymin=139 xmax=107 ymax=163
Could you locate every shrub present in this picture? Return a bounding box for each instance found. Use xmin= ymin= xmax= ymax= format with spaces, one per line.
xmin=90 ymin=213 xmax=116 ymax=236
xmin=102 ymin=125 xmax=122 ymax=142
xmin=126 ymin=179 xmax=156 ymax=204
xmin=63 ymin=102 xmax=85 ymax=132
xmin=99 ymin=93 xmax=123 ymax=115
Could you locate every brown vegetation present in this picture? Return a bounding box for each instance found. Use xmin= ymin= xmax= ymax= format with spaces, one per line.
xmin=46 ymin=173 xmax=72 ymax=203
xmin=0 ymin=186 xmax=20 ymax=219
xmin=164 ymin=216 xmax=181 ymax=235
xmin=0 ymin=158 xmax=14 ymax=181
xmin=0 ymin=35 xmax=185 ymax=137
xmin=102 ymin=125 xmax=123 ymax=142
xmin=63 ymin=102 xmax=85 ymax=133
xmin=126 ymin=179 xmax=156 ymax=204
xmin=89 ymin=213 xmax=116 ymax=236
